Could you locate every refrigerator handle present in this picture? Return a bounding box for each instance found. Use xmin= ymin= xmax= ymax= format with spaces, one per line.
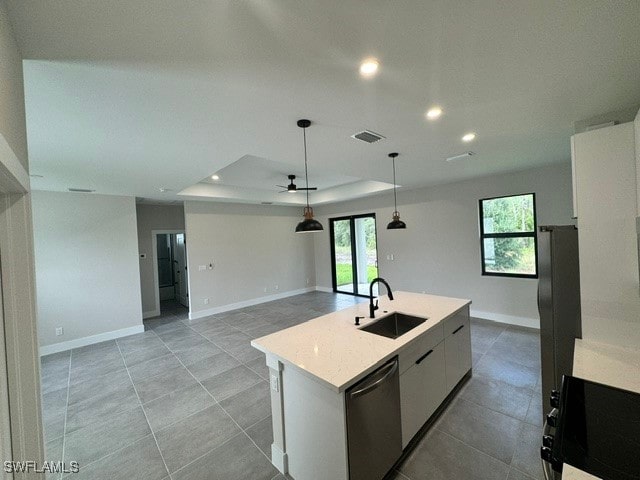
xmin=537 ymin=281 xmax=541 ymax=314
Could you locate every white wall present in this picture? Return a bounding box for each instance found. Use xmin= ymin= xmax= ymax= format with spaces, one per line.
xmin=32 ymin=191 xmax=143 ymax=353
xmin=184 ymin=201 xmax=316 ymax=318
xmin=314 ymin=163 xmax=574 ymax=328
xmin=136 ymin=203 xmax=185 ymax=317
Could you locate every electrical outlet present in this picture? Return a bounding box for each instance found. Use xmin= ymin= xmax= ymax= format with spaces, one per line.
xmin=198 ymin=265 xmax=206 ymax=271
xmin=55 ymin=327 xmax=63 ymax=336
xmin=263 ymin=287 xmax=267 ymax=293
xmin=204 ymin=298 xmax=209 ymax=305
xmin=274 ymin=285 xmax=279 ymax=291
xmin=306 ymin=278 xmax=310 ymax=285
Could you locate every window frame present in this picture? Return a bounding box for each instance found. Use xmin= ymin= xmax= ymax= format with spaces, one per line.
xmin=329 ymin=213 xmax=379 ymax=298
xmin=478 ymin=192 xmax=538 ymax=279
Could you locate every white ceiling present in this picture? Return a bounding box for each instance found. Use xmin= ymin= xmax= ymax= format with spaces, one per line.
xmin=180 ymin=154 xmax=393 ymax=205
xmin=7 ymin=0 xmax=640 ymax=204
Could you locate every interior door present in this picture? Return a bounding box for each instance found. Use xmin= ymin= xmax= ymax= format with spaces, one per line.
xmin=0 ymin=255 xmax=13 ymax=476
xmin=173 ymin=233 xmax=188 ymax=307
xmin=330 ymin=214 xmax=378 ymax=296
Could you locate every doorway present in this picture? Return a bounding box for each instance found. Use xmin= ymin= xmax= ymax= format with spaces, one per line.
xmin=330 ymin=214 xmax=379 ymax=297
xmin=153 ymin=231 xmax=188 ymax=315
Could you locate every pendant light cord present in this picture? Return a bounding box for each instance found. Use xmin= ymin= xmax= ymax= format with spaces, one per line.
xmin=303 ymin=126 xmax=310 ymax=209
xmin=392 ymin=156 xmax=398 ymax=212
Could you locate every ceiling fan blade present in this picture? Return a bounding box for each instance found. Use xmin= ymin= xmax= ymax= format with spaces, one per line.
xmin=275 ymin=185 xmax=288 ymax=189
xmin=297 ymin=187 xmax=318 ymax=191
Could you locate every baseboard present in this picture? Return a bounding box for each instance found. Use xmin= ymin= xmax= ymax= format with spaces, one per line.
xmin=39 ymin=325 xmax=145 ymax=356
xmin=315 ymin=286 xmax=333 ymax=293
xmin=270 ymin=444 xmax=288 ymax=474
xmin=143 ymin=309 xmax=160 ymax=319
xmin=188 ymin=287 xmax=316 ymax=321
xmin=470 ymin=309 xmax=539 ymax=329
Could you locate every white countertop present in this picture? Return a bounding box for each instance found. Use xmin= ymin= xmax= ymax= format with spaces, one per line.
xmin=562 ymin=339 xmax=640 ymax=480
xmin=251 ymin=291 xmax=471 ymax=392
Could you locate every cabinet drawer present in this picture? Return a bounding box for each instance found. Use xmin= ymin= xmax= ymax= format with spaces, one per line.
xmin=400 ymin=342 xmax=446 ymax=448
xmin=398 ymin=323 xmax=443 ymax=374
xmin=443 ymin=306 xmax=470 ymax=337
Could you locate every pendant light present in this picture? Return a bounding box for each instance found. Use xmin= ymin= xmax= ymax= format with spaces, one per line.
xmin=387 ymin=152 xmax=407 ymax=229
xmin=295 ymin=119 xmax=324 ymax=233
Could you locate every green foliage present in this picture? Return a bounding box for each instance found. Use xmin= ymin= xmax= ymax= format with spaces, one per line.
xmin=333 ymin=218 xmax=377 ymax=249
xmin=335 ymin=263 xmax=378 ymax=286
xmin=481 ymin=194 xmax=536 ymax=275
xmin=482 ymin=194 xmax=534 ymax=234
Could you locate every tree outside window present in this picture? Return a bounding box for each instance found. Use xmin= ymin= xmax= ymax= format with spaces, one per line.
xmin=479 ymin=193 xmax=538 ymax=278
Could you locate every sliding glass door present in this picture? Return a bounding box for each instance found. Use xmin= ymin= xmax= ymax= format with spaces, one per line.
xmin=330 ymin=214 xmax=379 ymax=296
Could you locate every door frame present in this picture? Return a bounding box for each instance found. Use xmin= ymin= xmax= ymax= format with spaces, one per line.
xmin=329 ymin=213 xmax=379 ymax=298
xmin=0 ymin=133 xmax=44 ymax=472
xmin=151 ymin=229 xmax=187 ymax=316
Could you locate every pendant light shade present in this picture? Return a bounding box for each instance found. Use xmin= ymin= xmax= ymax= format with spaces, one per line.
xmin=295 ymin=207 xmax=324 ymax=232
xmin=295 ymin=119 xmax=324 ymax=233
xmin=387 ymin=152 xmax=407 ymax=229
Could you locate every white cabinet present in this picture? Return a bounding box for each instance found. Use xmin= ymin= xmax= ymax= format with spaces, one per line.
xmin=443 ymin=307 xmax=472 ymax=392
xmin=399 ymin=341 xmax=446 ymax=447
xmin=572 ymin=122 xmax=640 ymax=348
xmin=398 ymin=307 xmax=471 ymax=448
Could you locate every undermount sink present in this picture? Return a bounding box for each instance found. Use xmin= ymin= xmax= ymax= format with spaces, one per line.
xmin=359 ymin=312 xmax=427 ymax=339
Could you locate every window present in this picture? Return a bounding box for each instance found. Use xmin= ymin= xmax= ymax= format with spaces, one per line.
xmin=479 ymin=193 xmax=538 ymax=278
xmin=330 ymin=214 xmax=379 ymax=297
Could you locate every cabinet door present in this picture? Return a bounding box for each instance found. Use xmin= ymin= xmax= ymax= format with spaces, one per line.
xmin=444 ymin=314 xmax=472 ymax=392
xmin=400 ymin=342 xmax=446 ymax=448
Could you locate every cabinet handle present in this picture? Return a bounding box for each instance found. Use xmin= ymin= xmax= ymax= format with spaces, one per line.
xmin=452 ymin=324 xmax=465 ymax=335
xmin=415 ymin=349 xmax=433 ymax=365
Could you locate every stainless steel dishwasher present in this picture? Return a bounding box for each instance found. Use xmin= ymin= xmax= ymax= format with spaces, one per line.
xmin=345 ymin=357 xmax=402 ymax=480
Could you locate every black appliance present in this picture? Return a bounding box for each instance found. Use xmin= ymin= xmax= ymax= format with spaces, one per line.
xmin=538 ymin=225 xmax=582 ymax=416
xmin=541 ymin=375 xmax=640 ymax=480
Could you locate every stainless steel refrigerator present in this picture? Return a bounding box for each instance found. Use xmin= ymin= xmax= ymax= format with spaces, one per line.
xmin=538 ymin=225 xmax=582 ymax=415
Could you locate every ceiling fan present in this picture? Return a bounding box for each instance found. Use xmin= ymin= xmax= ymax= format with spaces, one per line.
xmin=276 ymin=174 xmax=317 ymax=193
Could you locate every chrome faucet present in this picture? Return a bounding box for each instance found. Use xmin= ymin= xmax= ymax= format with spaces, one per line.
xmin=369 ymin=277 xmax=394 ymax=318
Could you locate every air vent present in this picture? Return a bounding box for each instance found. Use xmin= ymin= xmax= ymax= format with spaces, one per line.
xmin=68 ymin=188 xmax=95 ymax=193
xmin=351 ymin=130 xmax=385 ymax=144
xmin=261 ymin=202 xmax=273 ymax=205
xmin=446 ymin=152 xmax=475 ymax=162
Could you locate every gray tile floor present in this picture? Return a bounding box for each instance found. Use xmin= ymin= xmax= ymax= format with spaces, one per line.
xmin=40 ymin=293 xmax=543 ymax=480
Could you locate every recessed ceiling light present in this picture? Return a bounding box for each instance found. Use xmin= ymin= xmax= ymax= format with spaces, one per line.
xmin=159 ymin=188 xmax=172 ymax=193
xmin=462 ymin=132 xmax=476 ymax=142
xmin=426 ymin=107 xmax=443 ymax=120
xmin=359 ymin=58 xmax=379 ymax=78
xmin=211 ymin=174 xmax=220 ymax=180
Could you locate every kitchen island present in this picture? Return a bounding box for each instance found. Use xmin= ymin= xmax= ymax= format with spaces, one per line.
xmin=251 ymin=291 xmax=472 ymax=480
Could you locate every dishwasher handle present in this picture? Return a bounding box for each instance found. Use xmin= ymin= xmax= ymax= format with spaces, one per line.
xmin=350 ymin=360 xmax=398 ymax=399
